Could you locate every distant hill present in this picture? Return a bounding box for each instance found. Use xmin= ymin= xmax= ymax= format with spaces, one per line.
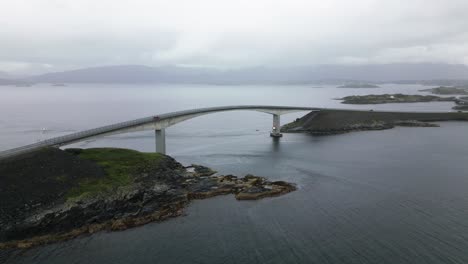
xmin=24 ymin=63 xmax=468 ymax=84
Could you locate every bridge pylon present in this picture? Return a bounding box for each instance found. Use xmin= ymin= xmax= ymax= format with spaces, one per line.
xmin=270 ymin=114 xmax=283 ymax=138
xmin=155 ymin=128 xmax=166 ymax=154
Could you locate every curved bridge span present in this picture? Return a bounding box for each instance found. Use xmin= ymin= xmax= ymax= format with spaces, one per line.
xmin=0 ymin=105 xmax=320 ymax=159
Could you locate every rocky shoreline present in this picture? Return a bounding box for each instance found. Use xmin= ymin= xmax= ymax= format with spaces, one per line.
xmin=337 ymin=93 xmax=468 ymax=111
xmin=282 ymin=110 xmax=468 ymax=135
xmin=0 ymin=148 xmax=296 ymax=249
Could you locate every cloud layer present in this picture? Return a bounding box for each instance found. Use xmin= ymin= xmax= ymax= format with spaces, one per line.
xmin=1 ymin=0 xmax=468 ymax=74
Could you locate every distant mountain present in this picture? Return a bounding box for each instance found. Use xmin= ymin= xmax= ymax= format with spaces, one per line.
xmin=25 ymin=63 xmax=468 ymax=84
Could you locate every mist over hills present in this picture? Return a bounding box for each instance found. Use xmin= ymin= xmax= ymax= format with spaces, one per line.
xmin=19 ymin=63 xmax=468 ymax=85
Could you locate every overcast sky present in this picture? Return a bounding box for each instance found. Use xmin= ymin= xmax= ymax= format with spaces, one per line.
xmin=1 ymin=0 xmax=468 ymax=75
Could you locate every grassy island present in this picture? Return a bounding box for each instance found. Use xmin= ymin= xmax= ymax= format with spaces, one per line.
xmin=282 ymin=109 xmax=468 ymax=135
xmin=65 ymin=148 xmax=164 ymax=198
xmin=0 ymin=148 xmax=295 ymax=249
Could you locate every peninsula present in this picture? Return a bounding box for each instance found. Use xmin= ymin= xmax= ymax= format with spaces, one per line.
xmin=282 ymin=109 xmax=468 ymax=135
xmin=0 ymin=148 xmax=295 ymax=249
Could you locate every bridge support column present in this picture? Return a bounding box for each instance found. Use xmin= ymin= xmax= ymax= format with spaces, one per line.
xmin=155 ymin=128 xmax=166 ymax=154
xmin=270 ymin=114 xmax=283 ymax=138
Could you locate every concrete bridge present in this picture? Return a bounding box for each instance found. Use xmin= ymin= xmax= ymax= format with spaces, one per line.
xmin=0 ymin=105 xmax=321 ymax=159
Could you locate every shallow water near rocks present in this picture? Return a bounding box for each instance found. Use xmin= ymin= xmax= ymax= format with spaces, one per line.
xmin=1 ymin=84 xmax=468 ymax=264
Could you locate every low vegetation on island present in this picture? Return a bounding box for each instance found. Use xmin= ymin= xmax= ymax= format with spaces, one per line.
xmin=419 ymin=86 xmax=468 ymax=95
xmin=0 ymin=148 xmax=295 ymax=249
xmin=281 ymin=109 xmax=468 ymax=135
xmin=338 ymin=94 xmax=455 ymax=104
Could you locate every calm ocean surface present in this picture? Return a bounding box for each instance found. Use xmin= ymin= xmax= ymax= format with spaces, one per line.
xmin=1 ymin=84 xmax=468 ymax=264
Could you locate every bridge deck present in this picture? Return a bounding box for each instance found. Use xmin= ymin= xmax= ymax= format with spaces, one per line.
xmin=0 ymin=105 xmax=319 ymax=159
xmin=0 ymin=105 xmax=460 ymax=160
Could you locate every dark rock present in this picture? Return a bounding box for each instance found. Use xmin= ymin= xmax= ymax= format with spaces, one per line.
xmin=189 ymin=164 xmax=217 ymax=176
xmin=0 ymin=148 xmax=296 ymax=249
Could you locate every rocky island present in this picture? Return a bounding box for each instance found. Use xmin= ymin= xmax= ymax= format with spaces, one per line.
xmin=0 ymin=148 xmax=296 ymax=249
xmin=282 ymin=109 xmax=468 ymax=135
xmin=420 ymin=86 xmax=468 ymax=95
xmin=338 ymin=94 xmax=455 ymax=104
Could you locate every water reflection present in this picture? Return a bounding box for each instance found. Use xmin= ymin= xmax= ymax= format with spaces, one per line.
xmin=271 ymin=137 xmax=281 ymax=152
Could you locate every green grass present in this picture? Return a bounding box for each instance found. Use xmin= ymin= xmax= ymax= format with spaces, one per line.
xmin=66 ymin=148 xmax=164 ymax=199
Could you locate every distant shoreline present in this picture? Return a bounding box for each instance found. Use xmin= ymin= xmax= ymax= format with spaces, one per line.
xmin=338 ymin=94 xmax=455 ymax=104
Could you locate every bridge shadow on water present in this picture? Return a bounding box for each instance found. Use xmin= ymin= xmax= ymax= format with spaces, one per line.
xmin=270 ymin=137 xmax=281 ymax=152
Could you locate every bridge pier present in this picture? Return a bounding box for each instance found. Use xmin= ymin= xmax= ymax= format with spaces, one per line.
xmin=270 ymin=114 xmax=283 ymax=138
xmin=155 ymin=128 xmax=166 ymax=154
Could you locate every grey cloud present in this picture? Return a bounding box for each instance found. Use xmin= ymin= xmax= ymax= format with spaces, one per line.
xmin=1 ymin=0 xmax=468 ymax=74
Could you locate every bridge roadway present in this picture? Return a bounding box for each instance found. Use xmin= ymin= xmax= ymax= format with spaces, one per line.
xmin=0 ymin=105 xmax=322 ymax=159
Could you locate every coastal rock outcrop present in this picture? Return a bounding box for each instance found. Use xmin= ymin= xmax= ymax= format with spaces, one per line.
xmin=282 ymin=110 xmax=468 ymax=135
xmin=0 ymin=148 xmax=296 ymax=249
